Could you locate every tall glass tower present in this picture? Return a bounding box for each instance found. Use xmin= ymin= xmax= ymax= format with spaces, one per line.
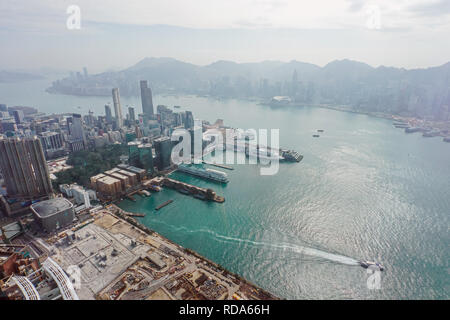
xmin=112 ymin=88 xmax=123 ymax=128
xmin=140 ymin=80 xmax=154 ymax=118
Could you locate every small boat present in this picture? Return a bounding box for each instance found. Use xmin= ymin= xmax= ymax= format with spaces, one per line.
xmin=317 ymin=130 xmax=324 ymax=133
xmin=359 ymin=260 xmax=385 ymax=271
xmin=178 ymin=188 xmax=190 ymax=195
xmin=313 ymin=134 xmax=320 ymax=138
xmin=194 ymin=193 xmax=206 ymax=200
xmin=148 ymin=185 xmax=162 ymax=192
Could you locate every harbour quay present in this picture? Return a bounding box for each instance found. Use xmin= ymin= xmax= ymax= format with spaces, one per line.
xmin=162 ymin=178 xmax=225 ymax=203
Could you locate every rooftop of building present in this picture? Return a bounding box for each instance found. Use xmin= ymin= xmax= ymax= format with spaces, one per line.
xmin=108 ymin=172 xmax=128 ymax=181
xmin=91 ymin=173 xmax=106 ymax=180
xmin=31 ymin=197 xmax=74 ymax=218
xmin=104 ymin=168 xmax=120 ymax=175
xmin=153 ymin=136 xmax=171 ymax=143
xmin=39 ymin=131 xmax=61 ymax=137
xmin=117 ymin=170 xmax=136 ymax=177
xmin=138 ymin=143 xmax=152 ymax=148
xmin=97 ymin=175 xmax=120 ymax=184
xmin=127 ymin=141 xmax=141 ymax=146
xmin=117 ymin=164 xmax=145 ymax=174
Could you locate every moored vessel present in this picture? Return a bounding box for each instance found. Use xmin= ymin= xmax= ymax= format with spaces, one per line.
xmin=177 ymin=164 xmax=229 ymax=183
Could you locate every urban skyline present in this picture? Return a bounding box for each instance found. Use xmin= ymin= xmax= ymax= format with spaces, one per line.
xmin=0 ymin=0 xmax=448 ymax=307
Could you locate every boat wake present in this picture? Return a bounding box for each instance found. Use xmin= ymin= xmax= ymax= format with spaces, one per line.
xmin=157 ymin=222 xmax=359 ymax=266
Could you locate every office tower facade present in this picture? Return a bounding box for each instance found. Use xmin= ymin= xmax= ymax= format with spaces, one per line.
xmin=128 ymin=141 xmax=141 ymax=168
xmin=67 ymin=113 xmax=86 ymax=150
xmin=85 ymin=110 xmax=95 ymax=126
xmin=154 ymin=136 xmax=172 ymax=170
xmin=138 ymin=143 xmax=154 ymax=174
xmin=0 ymin=104 xmax=7 ymax=112
xmin=105 ymin=104 xmax=113 ymax=124
xmin=67 ymin=114 xmax=84 ymax=140
xmin=1 ymin=120 xmax=17 ymax=133
xmin=184 ymin=111 xmax=194 ymax=129
xmin=140 ymin=80 xmax=154 ymax=117
xmin=112 ymin=88 xmax=123 ymax=128
xmin=39 ymin=131 xmax=65 ymax=159
xmin=0 ymin=137 xmax=53 ymax=199
xmin=12 ymin=110 xmax=24 ymax=124
xmin=128 ymin=107 xmax=136 ymax=123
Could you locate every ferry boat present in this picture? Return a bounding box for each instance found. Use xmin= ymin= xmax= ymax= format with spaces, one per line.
xmin=405 ymin=127 xmax=421 ymax=133
xmin=423 ymin=130 xmax=440 ymax=137
xmin=281 ymin=150 xmax=303 ymax=162
xmin=177 ymin=164 xmax=229 ymax=183
xmin=246 ymin=147 xmax=284 ymax=161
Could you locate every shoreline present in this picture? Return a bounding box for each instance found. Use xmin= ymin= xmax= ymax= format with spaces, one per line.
xmin=261 ymin=101 xmax=450 ymax=142
xmin=33 ymin=89 xmax=450 ymax=140
xmin=110 ymin=204 xmax=279 ymax=300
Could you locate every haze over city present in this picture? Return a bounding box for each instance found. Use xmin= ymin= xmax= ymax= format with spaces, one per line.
xmin=1 ymin=0 xmax=450 ymax=72
xmin=0 ymin=0 xmax=449 ymax=307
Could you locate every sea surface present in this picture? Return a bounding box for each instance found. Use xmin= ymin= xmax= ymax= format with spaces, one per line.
xmin=1 ymin=78 xmax=449 ymax=299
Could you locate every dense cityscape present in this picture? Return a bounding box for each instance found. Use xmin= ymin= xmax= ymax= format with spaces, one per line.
xmin=0 ymin=78 xmax=287 ymax=300
xmin=1 ymin=1 xmax=449 ymax=309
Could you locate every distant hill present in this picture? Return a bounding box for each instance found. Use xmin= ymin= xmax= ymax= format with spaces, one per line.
xmin=48 ymin=58 xmax=450 ymax=120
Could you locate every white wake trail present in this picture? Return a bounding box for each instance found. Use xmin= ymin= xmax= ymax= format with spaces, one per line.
xmin=160 ymin=223 xmax=359 ymax=266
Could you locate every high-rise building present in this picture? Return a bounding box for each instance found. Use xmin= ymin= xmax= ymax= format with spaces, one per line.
xmin=67 ymin=114 xmax=84 ymax=140
xmin=128 ymin=141 xmax=141 ymax=168
xmin=0 ymin=104 xmax=7 ymax=112
xmin=104 ymin=104 xmax=113 ymax=124
xmin=112 ymin=88 xmax=123 ymax=128
xmin=67 ymin=113 xmax=86 ymax=150
xmin=140 ymin=80 xmax=154 ymax=117
xmin=128 ymin=106 xmax=136 ymax=123
xmin=0 ymin=137 xmax=53 ymax=199
xmin=85 ymin=110 xmax=95 ymax=126
xmin=184 ymin=111 xmax=194 ymax=129
xmin=39 ymin=131 xmax=65 ymax=159
xmin=12 ymin=110 xmax=24 ymax=124
xmin=138 ymin=143 xmax=154 ymax=174
xmin=153 ymin=136 xmax=172 ymax=170
xmin=1 ymin=119 xmax=17 ymax=133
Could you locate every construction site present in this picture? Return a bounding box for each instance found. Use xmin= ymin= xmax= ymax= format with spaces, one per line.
xmin=1 ymin=205 xmax=277 ymax=300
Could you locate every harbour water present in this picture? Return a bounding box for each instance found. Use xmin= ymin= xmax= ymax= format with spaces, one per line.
xmin=2 ymin=79 xmax=449 ymax=299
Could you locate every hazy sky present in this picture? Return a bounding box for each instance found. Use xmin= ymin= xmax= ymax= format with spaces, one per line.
xmin=1 ymin=0 xmax=449 ymax=72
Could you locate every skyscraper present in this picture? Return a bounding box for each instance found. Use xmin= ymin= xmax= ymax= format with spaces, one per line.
xmin=140 ymin=80 xmax=154 ymax=117
xmin=138 ymin=143 xmax=154 ymax=174
xmin=128 ymin=141 xmax=141 ymax=167
xmin=105 ymin=104 xmax=113 ymax=124
xmin=39 ymin=131 xmax=65 ymax=158
xmin=12 ymin=110 xmax=24 ymax=124
xmin=112 ymin=88 xmax=123 ymax=128
xmin=0 ymin=137 xmax=53 ymax=199
xmin=128 ymin=106 xmax=136 ymax=123
xmin=67 ymin=113 xmax=86 ymax=148
xmin=184 ymin=111 xmax=194 ymax=129
xmin=154 ymin=136 xmax=172 ymax=170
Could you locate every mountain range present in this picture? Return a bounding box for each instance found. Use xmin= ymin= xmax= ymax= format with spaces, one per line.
xmin=48 ymin=57 xmax=450 ymax=120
